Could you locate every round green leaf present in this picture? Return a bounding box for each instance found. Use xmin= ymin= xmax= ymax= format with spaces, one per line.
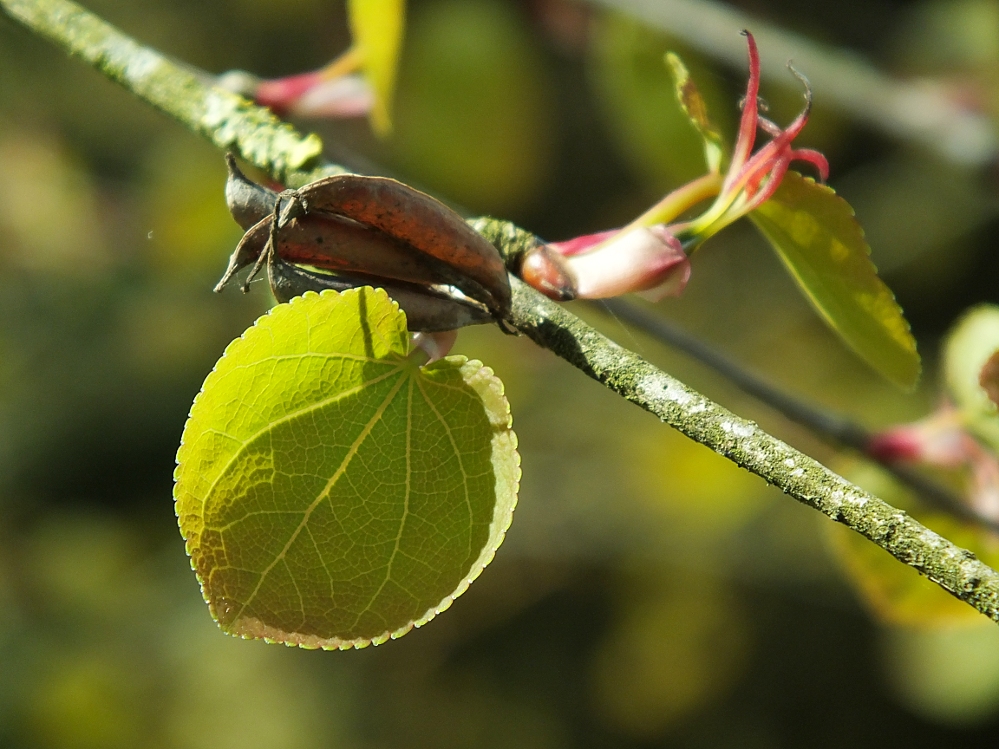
xmin=174 ymin=288 xmax=519 ymax=649
xmin=750 ymin=171 xmax=921 ymax=390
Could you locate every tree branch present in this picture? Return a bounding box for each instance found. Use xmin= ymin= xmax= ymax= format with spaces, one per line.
xmin=590 ymin=298 xmax=999 ymax=536
xmin=6 ymin=0 xmax=999 ymax=624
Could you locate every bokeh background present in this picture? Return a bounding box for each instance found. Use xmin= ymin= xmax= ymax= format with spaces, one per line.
xmin=2 ymin=0 xmax=999 ymax=746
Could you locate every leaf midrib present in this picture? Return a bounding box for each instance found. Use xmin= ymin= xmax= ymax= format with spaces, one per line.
xmin=232 ymin=370 xmax=411 ymax=622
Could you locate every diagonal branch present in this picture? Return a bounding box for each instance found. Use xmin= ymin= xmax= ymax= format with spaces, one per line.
xmin=6 ymin=0 xmax=999 ymax=624
xmin=590 ymin=298 xmax=999 ymax=536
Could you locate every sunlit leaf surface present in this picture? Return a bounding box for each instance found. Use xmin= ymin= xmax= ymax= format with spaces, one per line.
xmin=175 ymin=288 xmax=519 ymax=649
xmin=348 ymin=0 xmax=405 ymax=135
xmin=751 ymin=171 xmax=920 ymax=389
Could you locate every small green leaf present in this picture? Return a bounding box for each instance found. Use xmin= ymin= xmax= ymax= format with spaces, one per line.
xmin=175 ymin=288 xmax=519 ymax=649
xmin=942 ymin=304 xmax=999 ymax=451
xmin=348 ymin=0 xmax=406 ymax=136
xmin=945 ymin=305 xmax=999 ymax=415
xmin=750 ymin=171 xmax=920 ymax=389
xmin=665 ymin=52 xmax=724 ymax=173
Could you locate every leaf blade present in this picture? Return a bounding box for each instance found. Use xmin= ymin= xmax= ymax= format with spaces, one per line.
xmin=750 ymin=171 xmax=920 ymax=389
xmin=175 ymin=288 xmax=519 ymax=649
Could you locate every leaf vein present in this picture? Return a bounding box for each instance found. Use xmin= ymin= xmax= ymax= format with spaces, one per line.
xmin=231 ymin=373 xmax=408 ymax=621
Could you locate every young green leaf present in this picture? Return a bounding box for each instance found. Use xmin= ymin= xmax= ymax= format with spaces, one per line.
xmin=943 ymin=305 xmax=999 ymax=450
xmin=174 ymin=288 xmax=519 ymax=649
xmin=588 ymin=13 xmax=732 ymax=188
xmin=945 ymin=305 xmax=999 ymax=415
xmin=348 ymin=0 xmax=405 ymax=136
xmin=750 ymin=171 xmax=920 ymax=390
xmin=665 ymin=51 xmax=724 ymax=174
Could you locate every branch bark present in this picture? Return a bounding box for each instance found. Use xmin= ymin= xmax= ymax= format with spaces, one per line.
xmin=6 ymin=0 xmax=999 ymax=624
xmin=590 ymin=298 xmax=999 ymax=536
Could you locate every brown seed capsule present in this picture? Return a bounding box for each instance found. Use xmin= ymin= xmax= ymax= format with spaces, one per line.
xmin=293 ymin=175 xmax=511 ymax=314
xmin=519 ymin=244 xmax=578 ymax=301
xmin=216 ymin=211 xmax=463 ymax=294
xmin=217 ymin=158 xmax=511 ymax=319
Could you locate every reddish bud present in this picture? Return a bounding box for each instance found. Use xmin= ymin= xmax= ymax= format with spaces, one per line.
xmin=519 ymin=244 xmax=577 ymax=301
xmin=867 ymin=407 xmax=969 ymax=466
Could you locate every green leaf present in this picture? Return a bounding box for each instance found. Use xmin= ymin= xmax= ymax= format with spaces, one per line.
xmin=348 ymin=0 xmax=406 ymax=136
xmin=942 ymin=304 xmax=999 ymax=451
xmin=944 ymin=305 xmax=999 ymax=415
xmin=750 ymin=171 xmax=920 ymax=390
xmin=665 ymin=52 xmax=724 ymax=174
xmin=174 ymin=288 xmax=519 ymax=649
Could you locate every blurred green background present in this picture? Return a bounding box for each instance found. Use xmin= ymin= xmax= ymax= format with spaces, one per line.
xmin=2 ymin=0 xmax=999 ymax=746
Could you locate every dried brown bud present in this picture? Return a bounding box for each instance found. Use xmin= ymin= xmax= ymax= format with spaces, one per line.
xmin=224 ymin=154 xmax=277 ymax=230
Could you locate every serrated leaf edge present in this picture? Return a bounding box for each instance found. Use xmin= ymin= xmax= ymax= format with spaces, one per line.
xmin=174 ymin=289 xmax=520 ymax=650
xmin=751 ymin=172 xmax=920 ymax=389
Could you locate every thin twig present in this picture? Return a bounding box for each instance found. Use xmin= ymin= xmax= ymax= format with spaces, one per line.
xmin=590 ymin=297 xmax=999 ymax=535
xmin=5 ymin=0 xmax=999 ymax=623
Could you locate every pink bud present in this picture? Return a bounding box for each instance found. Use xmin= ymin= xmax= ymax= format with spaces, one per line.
xmin=255 ymin=71 xmax=375 ymax=118
xmin=561 ymin=226 xmax=690 ymax=300
xmin=281 ymin=74 xmax=374 ymax=119
xmin=867 ymin=408 xmax=969 ymax=467
xmin=219 ymin=69 xmax=374 ymax=121
xmin=970 ymin=450 xmax=999 ymax=522
xmin=866 ymin=406 xmax=999 ymax=522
